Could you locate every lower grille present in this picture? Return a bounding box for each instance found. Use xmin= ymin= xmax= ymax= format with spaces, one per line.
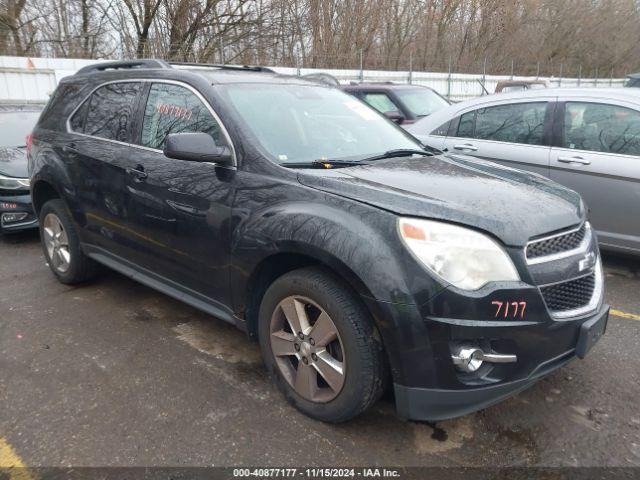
xmin=540 ymin=273 xmax=596 ymax=313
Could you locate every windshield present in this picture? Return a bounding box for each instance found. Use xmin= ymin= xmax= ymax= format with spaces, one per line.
xmin=394 ymin=88 xmax=449 ymax=117
xmin=221 ymin=84 xmax=421 ymax=164
xmin=0 ymin=111 xmax=40 ymax=148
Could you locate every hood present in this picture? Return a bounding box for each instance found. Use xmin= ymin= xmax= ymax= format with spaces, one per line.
xmin=297 ymin=154 xmax=584 ymax=247
xmin=0 ymin=147 xmax=28 ymax=178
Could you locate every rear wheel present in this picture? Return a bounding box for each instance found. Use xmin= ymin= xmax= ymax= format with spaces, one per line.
xmin=39 ymin=199 xmax=98 ymax=284
xmin=259 ymin=267 xmax=386 ymax=422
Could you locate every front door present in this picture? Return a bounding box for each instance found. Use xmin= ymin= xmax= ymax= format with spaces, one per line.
xmin=550 ymin=100 xmax=640 ymax=252
xmin=125 ymin=81 xmax=235 ymax=307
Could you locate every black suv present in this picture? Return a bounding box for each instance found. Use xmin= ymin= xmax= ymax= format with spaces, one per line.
xmin=342 ymin=82 xmax=449 ymax=125
xmin=29 ymin=60 xmax=609 ymax=422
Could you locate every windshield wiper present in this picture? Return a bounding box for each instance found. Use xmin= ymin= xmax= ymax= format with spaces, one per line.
xmin=280 ymin=150 xmax=432 ymax=169
xmin=311 ymin=159 xmax=364 ymax=167
xmin=359 ymin=148 xmax=433 ymax=162
xmin=281 ymin=159 xmax=365 ymax=169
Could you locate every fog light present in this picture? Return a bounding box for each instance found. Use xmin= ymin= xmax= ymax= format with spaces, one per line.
xmin=1 ymin=212 xmax=28 ymax=225
xmin=452 ymin=346 xmax=517 ymax=373
xmin=452 ymin=347 xmax=485 ymax=373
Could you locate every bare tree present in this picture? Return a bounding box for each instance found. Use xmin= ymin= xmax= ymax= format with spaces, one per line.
xmin=0 ymin=0 xmax=41 ymax=55
xmin=121 ymin=0 xmax=163 ymax=57
xmin=4 ymin=0 xmax=640 ymax=76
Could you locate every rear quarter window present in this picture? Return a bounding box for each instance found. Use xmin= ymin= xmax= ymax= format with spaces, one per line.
xmin=38 ymin=82 xmax=89 ymax=131
xmin=430 ymin=120 xmax=451 ymax=136
xmin=457 ymin=111 xmax=475 ymax=137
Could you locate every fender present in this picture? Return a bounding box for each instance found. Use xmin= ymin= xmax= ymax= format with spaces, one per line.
xmin=231 ymin=198 xmax=417 ymax=307
xmin=229 ymin=195 xmax=445 ymax=386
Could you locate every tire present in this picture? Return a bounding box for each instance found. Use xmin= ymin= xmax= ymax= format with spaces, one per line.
xmin=39 ymin=199 xmax=99 ymax=284
xmin=258 ymin=266 xmax=386 ymax=422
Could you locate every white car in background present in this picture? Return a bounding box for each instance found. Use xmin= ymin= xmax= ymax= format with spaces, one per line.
xmin=405 ymin=88 xmax=640 ymax=255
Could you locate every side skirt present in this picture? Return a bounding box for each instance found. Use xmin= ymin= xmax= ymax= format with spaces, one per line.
xmin=83 ymin=244 xmax=238 ymax=325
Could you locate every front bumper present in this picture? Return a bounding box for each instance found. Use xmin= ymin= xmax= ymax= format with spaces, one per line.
xmin=0 ymin=193 xmax=38 ymax=233
xmin=362 ymin=221 xmax=609 ymax=421
xmin=363 ymin=269 xmax=609 ymax=422
xmin=394 ymin=304 xmax=608 ymax=421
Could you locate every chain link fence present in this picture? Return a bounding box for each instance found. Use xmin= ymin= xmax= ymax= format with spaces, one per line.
xmin=0 ymin=55 xmax=631 ymax=103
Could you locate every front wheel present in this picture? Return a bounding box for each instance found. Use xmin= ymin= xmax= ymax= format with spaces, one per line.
xmin=258 ymin=267 xmax=386 ymax=422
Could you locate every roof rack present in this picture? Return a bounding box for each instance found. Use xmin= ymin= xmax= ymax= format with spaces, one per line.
xmin=76 ymin=59 xmax=171 ymax=75
xmin=349 ymin=81 xmax=395 ymax=86
xmin=169 ymin=61 xmax=275 ymax=73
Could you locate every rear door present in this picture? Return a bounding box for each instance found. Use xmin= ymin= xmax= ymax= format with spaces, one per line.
xmin=66 ymin=81 xmax=143 ymax=256
xmin=441 ymin=99 xmax=554 ymax=177
xmin=549 ymin=99 xmax=640 ymax=252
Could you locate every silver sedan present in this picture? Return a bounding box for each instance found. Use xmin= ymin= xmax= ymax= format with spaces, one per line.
xmin=406 ymin=88 xmax=640 ymax=255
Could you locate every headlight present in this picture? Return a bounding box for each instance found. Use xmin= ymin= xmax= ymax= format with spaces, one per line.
xmin=0 ymin=174 xmax=30 ymax=190
xmin=398 ymin=217 xmax=520 ymax=290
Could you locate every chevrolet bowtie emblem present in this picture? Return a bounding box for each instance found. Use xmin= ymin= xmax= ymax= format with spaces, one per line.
xmin=578 ymin=252 xmax=596 ymax=272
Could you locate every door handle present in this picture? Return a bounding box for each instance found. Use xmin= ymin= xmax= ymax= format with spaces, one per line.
xmin=453 ymin=144 xmax=478 ymax=152
xmin=557 ymin=155 xmax=591 ymax=165
xmin=126 ymin=167 xmax=148 ymax=181
xmin=62 ymin=143 xmax=79 ymax=155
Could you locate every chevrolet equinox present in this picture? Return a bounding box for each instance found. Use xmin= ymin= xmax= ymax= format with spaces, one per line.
xmin=29 ymin=60 xmax=609 ymax=422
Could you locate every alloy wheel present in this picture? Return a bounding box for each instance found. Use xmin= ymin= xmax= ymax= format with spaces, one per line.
xmin=270 ymin=295 xmax=346 ymax=403
xmin=43 ymin=213 xmax=71 ymax=274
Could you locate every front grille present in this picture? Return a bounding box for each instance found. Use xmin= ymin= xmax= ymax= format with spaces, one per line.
xmin=540 ymin=273 xmax=595 ymax=313
xmin=526 ymin=224 xmax=587 ymax=260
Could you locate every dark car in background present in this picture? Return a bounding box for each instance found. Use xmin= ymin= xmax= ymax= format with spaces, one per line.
xmin=29 ymin=60 xmax=608 ymax=423
xmin=626 ymin=73 xmax=640 ymax=88
xmin=342 ymin=82 xmax=449 ymax=125
xmin=0 ymin=104 xmax=42 ymax=234
xmin=494 ymin=80 xmax=548 ymax=93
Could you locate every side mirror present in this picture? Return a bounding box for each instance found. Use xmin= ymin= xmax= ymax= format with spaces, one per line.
xmin=164 ymin=132 xmax=233 ymax=166
xmin=384 ymin=110 xmax=405 ymax=124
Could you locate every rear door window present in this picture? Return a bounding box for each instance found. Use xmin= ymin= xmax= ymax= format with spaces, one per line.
xmin=139 ymin=83 xmax=224 ymax=150
xmin=69 ymin=101 xmax=88 ymax=132
xmin=81 ymin=82 xmax=142 ymax=142
xmin=563 ymin=102 xmax=640 ymax=156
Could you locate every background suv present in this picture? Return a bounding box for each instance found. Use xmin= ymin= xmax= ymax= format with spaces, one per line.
xmin=342 ymin=82 xmax=449 ymax=125
xmin=29 ymin=60 xmax=608 ymax=423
